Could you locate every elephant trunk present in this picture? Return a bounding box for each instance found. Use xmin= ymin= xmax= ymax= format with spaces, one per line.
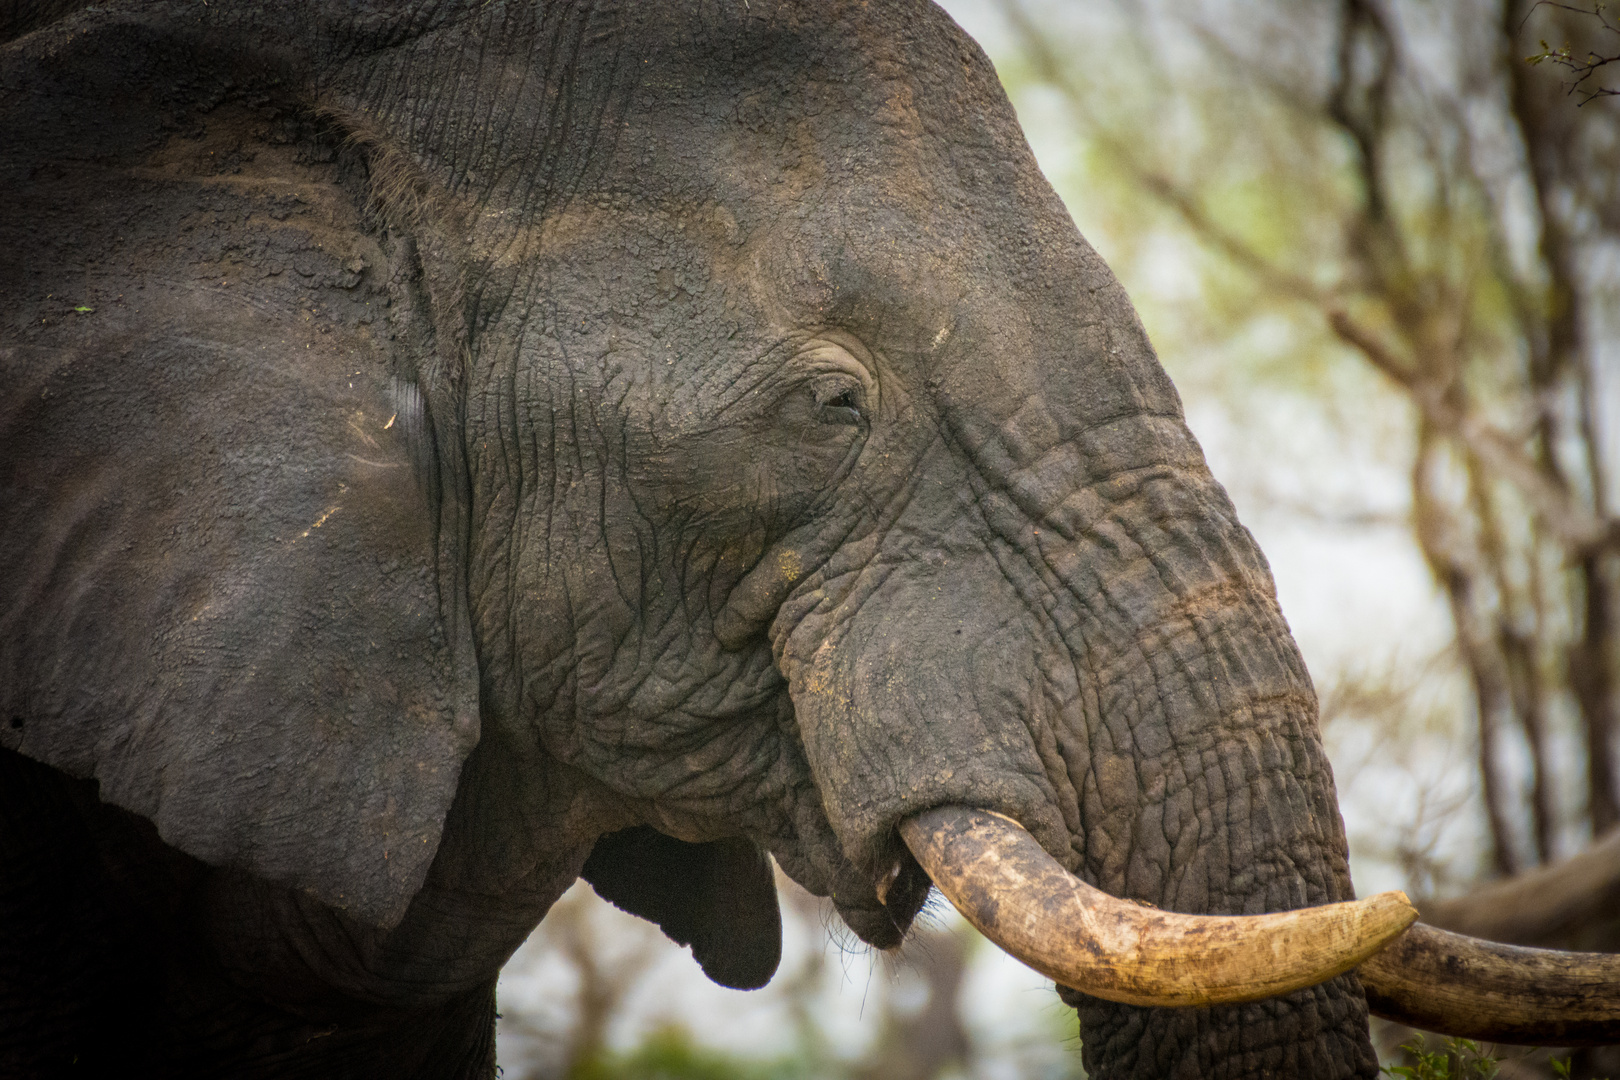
xmin=777 ymin=424 xmax=1391 ymax=1077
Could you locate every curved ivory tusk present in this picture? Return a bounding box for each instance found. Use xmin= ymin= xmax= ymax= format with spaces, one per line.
xmin=899 ymin=805 xmax=1418 ymax=1008
xmin=1360 ymin=922 xmax=1620 ymax=1046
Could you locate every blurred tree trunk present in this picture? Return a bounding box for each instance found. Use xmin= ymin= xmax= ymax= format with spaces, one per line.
xmin=1420 ymin=825 xmax=1620 ymax=951
xmin=852 ymin=926 xmax=971 ymax=1080
xmin=494 ymin=885 xmax=663 ymax=1080
xmin=1319 ymin=0 xmax=1620 ymax=874
xmin=1503 ymin=0 xmax=1620 ymax=842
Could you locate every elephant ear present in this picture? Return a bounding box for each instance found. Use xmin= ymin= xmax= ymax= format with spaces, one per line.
xmin=0 ymin=309 xmax=478 ymax=929
xmin=0 ymin=52 xmax=481 ymax=922
xmin=582 ymin=828 xmax=783 ymax=990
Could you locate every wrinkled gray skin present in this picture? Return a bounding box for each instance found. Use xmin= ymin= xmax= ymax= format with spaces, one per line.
xmin=0 ymin=2 xmax=1374 ymax=1077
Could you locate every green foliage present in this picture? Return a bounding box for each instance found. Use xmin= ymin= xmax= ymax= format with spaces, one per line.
xmin=569 ymin=1026 xmax=812 ymax=1080
xmin=1377 ymin=1037 xmax=1602 ymax=1080
xmin=1381 ymin=1037 xmax=1499 ymax=1080
xmin=1549 ymin=1054 xmax=1610 ymax=1080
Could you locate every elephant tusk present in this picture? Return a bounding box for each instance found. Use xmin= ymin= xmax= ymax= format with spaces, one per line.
xmin=899 ymin=805 xmax=1418 ymax=1008
xmin=1359 ymin=922 xmax=1620 ymax=1046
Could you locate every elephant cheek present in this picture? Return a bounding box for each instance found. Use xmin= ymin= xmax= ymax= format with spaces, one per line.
xmin=783 ymin=554 xmax=1072 ymax=884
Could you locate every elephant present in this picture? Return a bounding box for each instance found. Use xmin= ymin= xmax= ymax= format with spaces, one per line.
xmin=2 ymin=1 xmax=1614 ymax=1077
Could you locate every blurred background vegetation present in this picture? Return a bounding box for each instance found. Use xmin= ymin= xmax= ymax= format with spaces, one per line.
xmin=496 ymin=0 xmax=1620 ymax=1076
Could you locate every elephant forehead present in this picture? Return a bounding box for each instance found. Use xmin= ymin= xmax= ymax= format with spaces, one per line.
xmin=478 ymin=6 xmax=1055 ymax=267
xmin=601 ymin=94 xmax=1002 ymax=277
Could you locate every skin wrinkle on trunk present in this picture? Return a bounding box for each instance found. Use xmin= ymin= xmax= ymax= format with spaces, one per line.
xmin=784 ymin=336 xmax=1382 ymax=1075
xmin=1057 ymin=520 xmax=1379 ymax=1076
xmin=972 ymin=441 xmax=1344 ymax=904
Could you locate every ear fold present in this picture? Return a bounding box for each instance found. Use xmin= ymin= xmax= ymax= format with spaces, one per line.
xmin=582 ymin=828 xmax=783 ymax=990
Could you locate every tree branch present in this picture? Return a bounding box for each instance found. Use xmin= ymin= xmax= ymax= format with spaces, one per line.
xmin=1327 ymin=309 xmax=1618 ymax=554
xmin=1525 ymin=0 xmax=1620 ymax=103
xmin=1420 ymin=826 xmax=1620 ymax=949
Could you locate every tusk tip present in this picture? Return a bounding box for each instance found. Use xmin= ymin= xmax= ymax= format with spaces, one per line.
xmin=1344 ymin=889 xmax=1420 ymax=964
xmin=1365 ymin=888 xmax=1417 ymax=915
xmin=1362 ymin=890 xmax=1419 ymax=931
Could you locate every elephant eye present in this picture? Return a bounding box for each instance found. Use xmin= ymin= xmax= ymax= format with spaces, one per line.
xmin=792 ymin=338 xmax=876 ymax=433
xmin=814 ymin=385 xmax=863 ymax=426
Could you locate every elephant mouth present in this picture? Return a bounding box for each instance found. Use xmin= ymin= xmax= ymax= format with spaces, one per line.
xmin=899 ymin=805 xmax=1620 ymax=1045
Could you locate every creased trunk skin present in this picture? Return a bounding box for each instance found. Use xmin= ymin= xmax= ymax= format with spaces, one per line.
xmin=779 ymin=346 xmax=1378 ymax=1076
xmin=1037 ymin=446 xmax=1377 ymax=1080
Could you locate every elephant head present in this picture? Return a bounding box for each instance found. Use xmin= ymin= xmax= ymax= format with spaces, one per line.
xmin=2 ymin=1 xmax=1613 ymax=1077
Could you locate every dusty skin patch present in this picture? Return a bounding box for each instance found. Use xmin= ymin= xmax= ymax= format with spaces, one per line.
xmin=298 ymin=504 xmax=342 ymax=539
xmin=133 ymin=104 xmax=376 ymax=263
